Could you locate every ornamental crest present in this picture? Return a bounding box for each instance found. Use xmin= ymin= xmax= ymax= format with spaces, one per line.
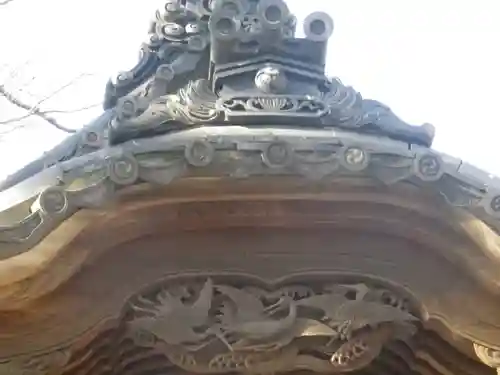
xmin=105 ymin=0 xmax=434 ymax=147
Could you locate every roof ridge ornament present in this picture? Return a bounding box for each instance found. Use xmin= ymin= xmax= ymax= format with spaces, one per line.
xmin=8 ymin=0 xmax=500 ymax=264
xmin=104 ymin=0 xmax=435 ymax=147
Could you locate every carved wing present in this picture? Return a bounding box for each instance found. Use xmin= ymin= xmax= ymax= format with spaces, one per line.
xmin=231 ymin=301 xmax=297 ymax=336
xmin=190 ymin=278 xmax=214 ymax=317
xmin=293 ymin=318 xmax=339 ymax=337
xmin=333 ymin=300 xmax=417 ymax=330
xmin=128 ymin=279 xmax=214 ymax=345
xmin=129 ymin=315 xmax=209 ymax=345
xmin=215 ymin=284 xmax=267 ymax=321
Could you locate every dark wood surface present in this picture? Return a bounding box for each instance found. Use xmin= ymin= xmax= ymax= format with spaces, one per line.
xmin=0 ymin=178 xmax=499 ymax=374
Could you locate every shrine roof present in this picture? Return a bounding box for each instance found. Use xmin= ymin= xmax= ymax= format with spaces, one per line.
xmin=0 ymin=0 xmax=499 ymax=280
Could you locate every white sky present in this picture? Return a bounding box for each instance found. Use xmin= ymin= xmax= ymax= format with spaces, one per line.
xmin=0 ymin=0 xmax=498 ymax=180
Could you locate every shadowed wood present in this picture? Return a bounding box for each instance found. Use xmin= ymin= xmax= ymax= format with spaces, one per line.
xmin=3 ymin=178 xmax=500 ymax=306
xmin=0 ymin=178 xmax=498 ymax=374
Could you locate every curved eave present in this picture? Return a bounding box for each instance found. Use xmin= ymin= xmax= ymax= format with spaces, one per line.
xmin=1 ymin=126 xmax=500 ymax=293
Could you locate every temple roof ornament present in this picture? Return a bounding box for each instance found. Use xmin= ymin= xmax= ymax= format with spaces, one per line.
xmin=2 ymin=0 xmax=500 ymax=253
xmin=101 ymin=0 xmax=435 ymax=147
xmin=1 ymin=2 xmax=500 ymax=374
xmin=0 ymin=0 xmax=499 ymax=268
xmin=0 ymin=0 xmax=499 ymax=266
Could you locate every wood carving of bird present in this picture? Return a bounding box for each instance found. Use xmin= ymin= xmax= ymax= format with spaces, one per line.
xmin=128 ymin=278 xmax=214 ymax=348
xmin=331 ymin=299 xmax=417 ymax=335
xmin=214 ymin=285 xmax=297 ymax=350
xmin=295 ymin=285 xmax=417 ymax=341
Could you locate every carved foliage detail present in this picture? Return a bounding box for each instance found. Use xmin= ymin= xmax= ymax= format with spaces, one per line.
xmin=126 ymin=277 xmax=418 ymax=373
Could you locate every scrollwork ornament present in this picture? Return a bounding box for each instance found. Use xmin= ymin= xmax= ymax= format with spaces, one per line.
xmin=36 ymin=186 xmax=69 ymax=217
xmin=484 ymin=193 xmax=500 ymax=218
xmin=185 ymin=140 xmax=215 ymax=167
xmin=255 ymin=66 xmax=288 ymax=94
xmin=414 ymin=152 xmax=443 ymax=182
xmin=81 ymin=129 xmax=107 ymax=148
xmin=158 ymin=22 xmax=186 ymax=38
xmin=491 ymin=196 xmax=500 ymax=212
xmin=321 ymin=78 xmax=363 ymax=127
xmin=340 ymin=146 xmax=370 ymax=172
xmin=108 ymin=154 xmax=140 ymax=186
xmin=262 ymin=142 xmax=293 ymax=168
xmin=0 ymin=212 xmax=43 ymax=245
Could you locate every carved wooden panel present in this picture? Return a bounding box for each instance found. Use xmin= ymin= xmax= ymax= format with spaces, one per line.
xmin=124 ymin=276 xmax=417 ymax=373
xmin=2 ymin=222 xmax=500 ymax=356
xmin=1 ymin=274 xmax=494 ymax=375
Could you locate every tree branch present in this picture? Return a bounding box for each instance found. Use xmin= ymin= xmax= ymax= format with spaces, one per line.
xmin=34 ymin=73 xmax=93 ymax=109
xmin=0 ymin=85 xmax=100 ymax=134
xmin=0 ymin=73 xmax=100 ymax=134
xmin=0 ymin=0 xmax=16 ymax=5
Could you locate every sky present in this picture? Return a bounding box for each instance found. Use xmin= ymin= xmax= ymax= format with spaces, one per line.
xmin=0 ymin=0 xmax=499 ymax=180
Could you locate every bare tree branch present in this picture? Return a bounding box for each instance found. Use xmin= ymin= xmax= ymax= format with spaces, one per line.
xmin=0 ymin=72 xmax=100 ymax=134
xmin=35 ymin=73 xmax=93 ymax=108
xmin=0 ymin=85 xmax=99 ymax=133
xmin=0 ymin=0 xmax=16 ymax=5
xmin=35 ymin=103 xmax=102 ymax=116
